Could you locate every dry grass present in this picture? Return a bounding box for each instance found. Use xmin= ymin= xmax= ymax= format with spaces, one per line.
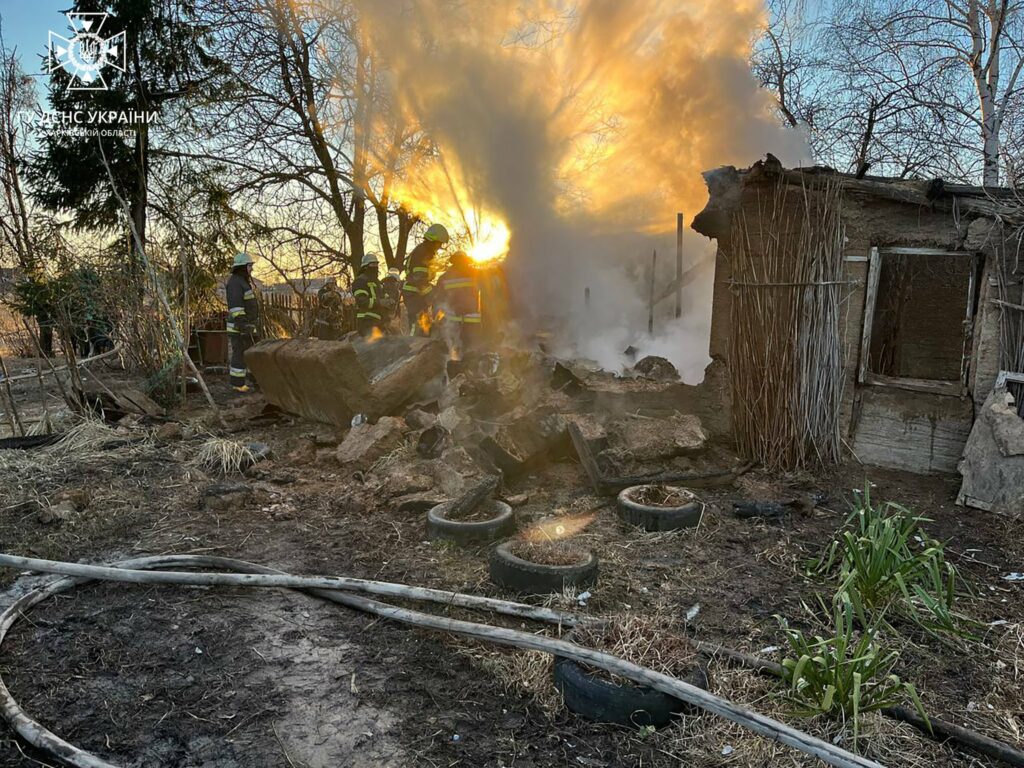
xmin=45 ymin=419 xmax=123 ymax=454
xmin=573 ymin=614 xmax=698 ymax=683
xmin=468 ymin=647 xmax=565 ymax=720
xmin=369 ymin=437 xmax=416 ymax=474
xmin=508 ymin=539 xmax=590 ymax=566
xmin=0 ymin=417 xmax=142 ymax=473
xmin=954 ymin=621 xmax=1024 ymax=746
xmin=456 ymin=641 xmax=565 ymax=716
xmin=643 ymin=664 xmax=953 ymax=767
xmin=191 ymin=435 xmax=255 ymax=475
xmin=626 ymin=485 xmax=696 ymax=508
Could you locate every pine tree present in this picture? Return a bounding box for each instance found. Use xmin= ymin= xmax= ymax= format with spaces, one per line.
xmin=29 ymin=0 xmax=223 ymax=264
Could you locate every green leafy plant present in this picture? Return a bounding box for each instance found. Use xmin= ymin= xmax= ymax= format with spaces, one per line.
xmin=778 ymin=597 xmax=926 ymax=747
xmin=810 ymin=487 xmax=971 ymax=639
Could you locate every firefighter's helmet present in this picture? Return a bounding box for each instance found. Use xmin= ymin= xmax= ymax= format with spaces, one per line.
xmin=424 ymin=224 xmax=450 ymax=244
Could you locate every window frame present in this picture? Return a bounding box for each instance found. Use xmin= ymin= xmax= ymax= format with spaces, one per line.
xmin=857 ymin=246 xmax=981 ymax=397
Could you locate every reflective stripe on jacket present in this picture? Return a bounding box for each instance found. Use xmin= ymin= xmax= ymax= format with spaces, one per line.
xmin=404 ymin=242 xmax=436 ymax=294
xmin=226 ymin=272 xmax=259 ymax=333
xmin=352 ymin=270 xmax=383 ymax=321
xmin=436 ymin=265 xmax=479 ymax=323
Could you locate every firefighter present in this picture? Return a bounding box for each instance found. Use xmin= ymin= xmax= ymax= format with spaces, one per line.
xmin=226 ymin=252 xmax=259 ymax=393
xmin=353 ymin=253 xmax=389 ymax=337
xmin=435 ymin=249 xmax=481 ymax=360
xmin=403 ymin=223 xmax=449 ymax=335
xmin=315 ymin=277 xmax=344 ymax=340
xmin=381 ymin=267 xmax=403 ymax=333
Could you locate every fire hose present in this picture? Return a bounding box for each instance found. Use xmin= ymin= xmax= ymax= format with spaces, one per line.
xmin=0 ymin=553 xmax=884 ymax=768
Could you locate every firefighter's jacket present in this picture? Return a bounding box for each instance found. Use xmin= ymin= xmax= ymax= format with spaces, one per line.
xmin=436 ymin=264 xmax=480 ymax=324
xmin=352 ymin=268 xmax=384 ymax=321
xmin=226 ymin=272 xmax=258 ymax=334
xmin=316 ymin=284 xmax=344 ymax=324
xmin=403 ymin=241 xmax=435 ymax=297
xmin=381 ymin=275 xmax=402 ymax=322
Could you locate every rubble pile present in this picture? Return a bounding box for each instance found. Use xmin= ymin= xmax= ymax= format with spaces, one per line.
xmin=254 ymin=339 xmax=715 ymax=507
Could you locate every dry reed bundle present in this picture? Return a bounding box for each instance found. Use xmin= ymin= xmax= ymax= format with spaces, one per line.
xmin=728 ymin=177 xmax=847 ymax=470
xmin=192 ymin=435 xmax=255 ymax=475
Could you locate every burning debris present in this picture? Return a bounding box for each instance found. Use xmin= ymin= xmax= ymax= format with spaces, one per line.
xmin=3 ymin=1 xmax=1024 ymax=766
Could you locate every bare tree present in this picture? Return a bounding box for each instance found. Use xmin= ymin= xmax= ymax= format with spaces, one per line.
xmin=755 ymin=0 xmax=1024 ymax=184
xmin=0 ymin=36 xmax=39 ymax=273
xmin=180 ymin=0 xmax=423 ymax=275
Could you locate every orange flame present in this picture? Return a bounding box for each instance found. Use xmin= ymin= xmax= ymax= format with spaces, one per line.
xmin=519 ymin=511 xmax=598 ymax=543
xmin=367 ymin=326 xmax=384 ymax=343
xmin=417 ymin=311 xmax=432 ymax=335
xmin=416 ymin=308 xmax=446 ymax=335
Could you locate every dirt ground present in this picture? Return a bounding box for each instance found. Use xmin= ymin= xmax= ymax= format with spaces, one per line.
xmin=0 ymin=356 xmax=1022 ymax=768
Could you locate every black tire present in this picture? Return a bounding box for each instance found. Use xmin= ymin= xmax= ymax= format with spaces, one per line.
xmin=427 ymin=499 xmax=515 ymax=545
xmin=489 ymin=541 xmax=598 ymax=593
xmin=553 ymin=655 xmax=708 ymax=728
xmin=616 ymin=485 xmax=704 ymax=532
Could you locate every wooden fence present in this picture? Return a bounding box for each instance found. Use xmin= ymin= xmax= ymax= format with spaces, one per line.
xmin=259 ymin=291 xmax=355 ymax=338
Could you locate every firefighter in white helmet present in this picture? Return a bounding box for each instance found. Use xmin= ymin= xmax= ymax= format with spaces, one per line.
xmin=225 ymin=252 xmax=259 ymax=392
xmin=403 ymin=223 xmax=449 ymax=335
xmin=353 ymin=252 xmax=389 ymax=337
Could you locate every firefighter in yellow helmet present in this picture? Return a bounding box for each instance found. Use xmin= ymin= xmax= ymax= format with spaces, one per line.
xmin=225 ymin=252 xmax=259 ymax=392
xmin=435 ymin=249 xmax=481 ymax=360
xmin=353 ymin=253 xmax=389 ymax=337
xmin=403 ymin=223 xmax=449 ymax=335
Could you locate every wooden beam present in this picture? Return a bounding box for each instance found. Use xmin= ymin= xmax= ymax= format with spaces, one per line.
xmin=862 ymin=372 xmax=963 ymax=397
xmin=653 ymin=259 xmax=708 ymax=305
xmin=567 ymin=421 xmax=607 ymax=495
xmin=880 ymin=247 xmax=974 ymax=258
xmin=991 ymin=298 xmax=1024 ymax=313
xmin=857 ymin=248 xmax=881 ymax=385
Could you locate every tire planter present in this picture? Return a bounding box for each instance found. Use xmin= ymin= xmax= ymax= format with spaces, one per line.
xmin=489 ymin=540 xmax=598 ymax=593
xmin=554 ymin=655 xmax=708 ymax=728
xmin=616 ymin=485 xmax=704 ymax=532
xmin=427 ymin=499 xmax=515 ymax=545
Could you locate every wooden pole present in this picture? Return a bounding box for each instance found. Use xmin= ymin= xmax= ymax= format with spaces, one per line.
xmin=0 ymin=553 xmax=579 ymax=627
xmin=676 ymin=212 xmax=683 ymax=319
xmin=648 ymin=249 xmax=656 ymax=336
xmin=22 ymin=319 xmax=75 ymax=411
xmin=0 ymin=351 xmax=24 ymax=436
xmin=95 ymin=139 xmax=224 ymax=426
xmin=584 ymin=286 xmax=590 ymax=310
xmin=178 ymin=221 xmax=190 ymax=403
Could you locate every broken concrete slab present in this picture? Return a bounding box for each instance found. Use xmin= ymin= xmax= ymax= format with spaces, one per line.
xmin=958 ymin=388 xmax=1024 ymax=512
xmin=404 ymin=409 xmax=438 ymax=430
xmin=336 ymin=417 xmax=407 ymax=468
xmin=246 ymin=336 xmax=446 ymax=427
xmin=482 ymin=409 xmax=571 ymax=477
xmin=384 ymin=470 xmax=435 ymax=497
xmin=605 ymin=413 xmax=706 ymax=462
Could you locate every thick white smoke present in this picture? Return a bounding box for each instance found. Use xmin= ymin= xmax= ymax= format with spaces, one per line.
xmin=348 ymin=0 xmax=809 ymax=381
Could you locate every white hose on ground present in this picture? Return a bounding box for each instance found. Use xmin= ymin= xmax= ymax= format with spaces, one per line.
xmin=0 ymin=553 xmax=579 ymax=627
xmin=0 ymin=554 xmax=884 ymax=768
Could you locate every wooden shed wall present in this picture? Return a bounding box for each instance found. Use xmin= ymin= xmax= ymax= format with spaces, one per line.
xmin=706 ymin=182 xmax=1003 ymax=474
